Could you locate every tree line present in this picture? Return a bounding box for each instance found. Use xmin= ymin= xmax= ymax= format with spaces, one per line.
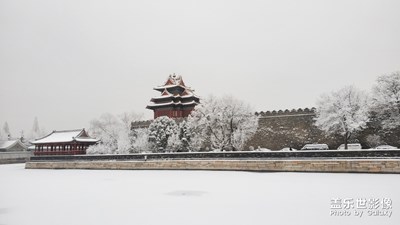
xmin=87 ymin=95 xmax=259 ymax=154
xmin=315 ymin=71 xmax=400 ymax=149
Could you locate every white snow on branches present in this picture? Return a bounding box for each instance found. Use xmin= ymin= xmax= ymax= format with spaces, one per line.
xmin=315 ymin=86 xmax=370 ymax=146
xmin=371 ymin=71 xmax=400 ymax=129
xmin=87 ymin=112 xmax=142 ymax=154
xmin=187 ymin=95 xmax=258 ymax=151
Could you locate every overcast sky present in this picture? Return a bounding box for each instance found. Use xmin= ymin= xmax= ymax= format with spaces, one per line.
xmin=1 ymin=0 xmax=399 ymax=136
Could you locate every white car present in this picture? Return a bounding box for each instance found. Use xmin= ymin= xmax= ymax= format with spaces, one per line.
xmin=372 ymin=145 xmax=398 ymax=150
xmin=253 ymin=148 xmax=272 ymax=152
xmin=301 ymin=144 xmax=329 ymax=150
xmin=280 ymin=147 xmax=297 ymax=151
xmin=337 ymin=143 xmax=362 ymax=150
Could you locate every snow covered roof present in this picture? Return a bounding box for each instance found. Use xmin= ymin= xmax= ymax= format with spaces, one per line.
xmin=31 ymin=129 xmax=98 ymax=144
xmin=0 ymin=139 xmax=27 ymax=150
xmin=181 ymin=100 xmax=198 ymax=106
xmin=148 ymin=74 xmax=200 ymax=112
xmin=153 ymin=74 xmax=195 ymax=93
xmin=151 ymin=95 xmax=174 ymax=100
xmin=147 ymin=100 xmax=199 ymax=109
xmin=154 ymin=84 xmax=184 ymax=90
xmin=151 ymin=93 xmax=199 ymax=101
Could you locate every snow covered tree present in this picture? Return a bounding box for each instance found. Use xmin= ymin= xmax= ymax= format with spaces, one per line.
xmin=87 ymin=112 xmax=142 ymax=154
xmin=371 ymin=71 xmax=400 ymax=130
xmin=148 ymin=116 xmax=178 ymax=152
xmin=87 ymin=113 xmax=120 ymax=154
xmin=32 ymin=117 xmax=39 ymax=135
xmin=177 ymin=121 xmax=196 ymax=152
xmin=166 ymin=120 xmax=202 ymax=152
xmin=188 ymin=95 xmax=259 ymax=151
xmin=315 ymin=86 xmax=370 ymax=150
xmin=3 ymin=122 xmax=11 ymax=139
xmin=29 ymin=117 xmax=46 ymax=140
xmin=117 ymin=112 xmax=143 ymax=154
xmin=130 ymin=128 xmax=153 ymax=153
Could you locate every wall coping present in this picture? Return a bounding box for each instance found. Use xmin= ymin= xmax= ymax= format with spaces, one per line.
xmin=29 ymin=149 xmax=400 ymax=162
xmin=25 ymin=159 xmax=400 ymax=174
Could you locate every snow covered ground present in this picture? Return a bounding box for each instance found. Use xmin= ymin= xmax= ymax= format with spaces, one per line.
xmin=0 ymin=164 xmax=399 ymax=225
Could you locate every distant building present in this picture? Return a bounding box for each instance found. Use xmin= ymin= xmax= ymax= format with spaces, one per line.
xmin=147 ymin=74 xmax=200 ymax=119
xmin=31 ymin=129 xmax=98 ymax=156
xmin=0 ymin=139 xmax=27 ymax=152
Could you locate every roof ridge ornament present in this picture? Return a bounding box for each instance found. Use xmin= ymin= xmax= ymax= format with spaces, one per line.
xmin=167 ymin=73 xmax=183 ymax=85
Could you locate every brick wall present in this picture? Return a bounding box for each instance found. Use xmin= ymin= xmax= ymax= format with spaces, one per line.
xmin=247 ymin=109 xmax=342 ymax=150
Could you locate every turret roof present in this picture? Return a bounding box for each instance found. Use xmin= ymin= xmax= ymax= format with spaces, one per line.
xmin=147 ymin=74 xmax=200 ymax=109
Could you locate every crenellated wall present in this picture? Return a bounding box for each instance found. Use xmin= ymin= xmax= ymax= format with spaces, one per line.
xmin=255 ymin=107 xmax=316 ymax=117
xmin=247 ymin=108 xmax=343 ymax=150
xmin=131 ymin=120 xmax=152 ymax=129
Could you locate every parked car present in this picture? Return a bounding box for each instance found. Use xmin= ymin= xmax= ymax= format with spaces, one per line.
xmin=371 ymin=145 xmax=398 ymax=150
xmin=301 ymin=144 xmax=329 ymax=150
xmin=337 ymin=143 xmax=362 ymax=150
xmin=280 ymin=147 xmax=297 ymax=151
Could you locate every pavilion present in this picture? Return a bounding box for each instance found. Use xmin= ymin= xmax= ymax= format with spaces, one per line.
xmin=31 ymin=129 xmax=98 ymax=156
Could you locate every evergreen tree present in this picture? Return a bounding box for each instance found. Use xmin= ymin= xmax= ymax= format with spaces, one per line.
xmin=148 ymin=116 xmax=178 ymax=152
xmin=30 ymin=117 xmax=41 ymax=139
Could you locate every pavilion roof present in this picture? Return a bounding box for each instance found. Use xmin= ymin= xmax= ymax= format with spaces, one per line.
xmin=31 ymin=129 xmax=98 ymax=144
xmin=0 ymin=139 xmax=27 ymax=150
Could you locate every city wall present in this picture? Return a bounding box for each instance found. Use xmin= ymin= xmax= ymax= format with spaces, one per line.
xmin=247 ymin=108 xmax=341 ymax=150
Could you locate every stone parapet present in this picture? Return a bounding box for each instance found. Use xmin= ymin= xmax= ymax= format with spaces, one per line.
xmin=29 ymin=150 xmax=400 ymax=162
xmin=25 ymin=159 xmax=400 ymax=174
xmin=0 ymin=151 xmax=32 ymax=164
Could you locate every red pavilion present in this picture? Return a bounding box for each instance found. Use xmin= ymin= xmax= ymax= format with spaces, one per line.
xmin=31 ymin=129 xmax=98 ymax=156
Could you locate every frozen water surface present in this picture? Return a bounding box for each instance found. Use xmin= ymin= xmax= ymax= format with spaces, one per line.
xmin=0 ymin=164 xmax=399 ymax=225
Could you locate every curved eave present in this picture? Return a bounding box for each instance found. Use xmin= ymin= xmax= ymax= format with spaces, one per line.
xmin=150 ymin=95 xmax=200 ymax=102
xmin=182 ymin=102 xmax=199 ymax=106
xmin=75 ymin=139 xmax=100 ymax=143
xmin=146 ymin=104 xmax=173 ymax=109
xmin=154 ymin=85 xmax=186 ymax=91
xmin=146 ymin=102 xmax=199 ymax=109
xmin=32 ymin=139 xmax=99 ymax=145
